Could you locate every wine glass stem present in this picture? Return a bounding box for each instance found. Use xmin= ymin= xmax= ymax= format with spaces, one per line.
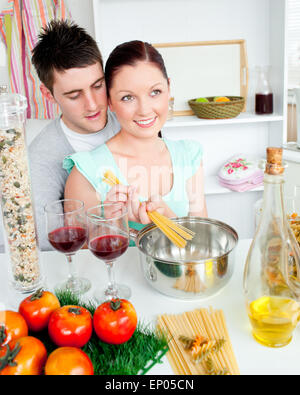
xmin=105 ymin=260 xmax=118 ymax=297
xmin=66 ymin=254 xmax=77 ymax=285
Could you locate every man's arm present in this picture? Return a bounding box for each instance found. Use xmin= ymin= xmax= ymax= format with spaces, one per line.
xmin=30 ymin=160 xmax=66 ymax=251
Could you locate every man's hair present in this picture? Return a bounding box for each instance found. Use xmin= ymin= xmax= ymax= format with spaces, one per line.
xmin=32 ymin=19 xmax=103 ymax=92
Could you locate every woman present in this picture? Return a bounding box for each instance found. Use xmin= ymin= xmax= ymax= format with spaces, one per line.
xmin=63 ymin=40 xmax=207 ymax=230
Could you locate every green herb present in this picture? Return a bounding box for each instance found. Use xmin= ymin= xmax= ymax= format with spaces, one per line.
xmin=13 ymin=182 xmax=20 ymax=188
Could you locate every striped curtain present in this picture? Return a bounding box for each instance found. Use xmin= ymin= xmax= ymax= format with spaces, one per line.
xmin=0 ymin=0 xmax=71 ymax=119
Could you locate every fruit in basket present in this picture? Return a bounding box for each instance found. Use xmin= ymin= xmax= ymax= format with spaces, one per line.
xmin=93 ymin=299 xmax=137 ymax=345
xmin=48 ymin=305 xmax=93 ymax=348
xmin=214 ymin=96 xmax=230 ymax=102
xmin=45 ymin=347 xmax=94 ymax=375
xmin=19 ymin=289 xmax=60 ymax=332
xmin=195 ymin=97 xmax=209 ymax=103
xmin=0 ymin=336 xmax=47 ymax=375
xmin=0 ymin=311 xmax=28 ymax=347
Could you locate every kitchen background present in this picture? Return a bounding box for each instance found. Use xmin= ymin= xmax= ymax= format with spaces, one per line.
xmin=0 ymin=0 xmax=299 ymax=244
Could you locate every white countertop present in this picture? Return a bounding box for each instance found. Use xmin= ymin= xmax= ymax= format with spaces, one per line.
xmin=1 ymin=239 xmax=300 ymax=375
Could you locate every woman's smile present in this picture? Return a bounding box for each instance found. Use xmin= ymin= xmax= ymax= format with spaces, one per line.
xmin=134 ymin=116 xmax=157 ymax=128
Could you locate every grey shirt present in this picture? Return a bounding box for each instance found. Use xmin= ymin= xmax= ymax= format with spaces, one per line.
xmin=29 ymin=113 xmax=120 ymax=251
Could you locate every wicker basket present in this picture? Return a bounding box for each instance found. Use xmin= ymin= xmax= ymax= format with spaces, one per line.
xmin=188 ymin=96 xmax=245 ymax=119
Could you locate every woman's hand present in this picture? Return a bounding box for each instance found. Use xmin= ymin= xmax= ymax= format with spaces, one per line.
xmin=133 ymin=195 xmax=177 ymax=225
xmin=103 ymin=184 xmax=139 ymax=222
xmin=104 ymin=186 xmax=176 ymax=225
xmin=103 ymin=184 xmax=131 ymax=205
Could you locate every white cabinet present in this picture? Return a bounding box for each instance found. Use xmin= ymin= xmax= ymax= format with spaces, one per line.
xmin=92 ymin=0 xmax=288 ymax=238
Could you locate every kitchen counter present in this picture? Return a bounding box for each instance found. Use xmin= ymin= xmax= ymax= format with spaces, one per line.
xmin=1 ymin=239 xmax=300 ymax=375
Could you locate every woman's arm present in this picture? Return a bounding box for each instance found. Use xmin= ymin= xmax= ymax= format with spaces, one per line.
xmin=186 ymin=161 xmax=208 ymax=217
xmin=64 ymin=167 xmax=101 ymax=210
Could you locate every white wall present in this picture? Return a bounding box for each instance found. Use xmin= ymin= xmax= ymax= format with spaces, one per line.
xmin=285 ymin=161 xmax=300 ymax=197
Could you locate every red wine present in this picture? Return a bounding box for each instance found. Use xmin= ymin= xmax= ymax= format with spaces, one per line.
xmin=89 ymin=234 xmax=129 ymax=261
xmin=48 ymin=226 xmax=87 ymax=254
xmin=255 ymin=93 xmax=273 ymax=114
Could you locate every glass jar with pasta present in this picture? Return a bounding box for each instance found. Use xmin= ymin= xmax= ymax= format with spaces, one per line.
xmin=0 ymin=92 xmax=43 ymax=293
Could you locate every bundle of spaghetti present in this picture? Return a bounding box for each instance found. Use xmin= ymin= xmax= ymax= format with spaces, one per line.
xmin=102 ymin=169 xmax=195 ymax=249
xmin=157 ymin=307 xmax=240 ymax=375
xmin=173 ymin=263 xmax=207 ymax=293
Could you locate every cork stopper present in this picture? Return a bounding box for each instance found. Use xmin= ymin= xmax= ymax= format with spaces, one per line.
xmin=265 ymin=147 xmax=284 ymax=175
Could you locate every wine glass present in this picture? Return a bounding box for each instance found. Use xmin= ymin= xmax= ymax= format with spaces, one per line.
xmin=86 ymin=203 xmax=131 ymax=302
xmin=45 ymin=199 xmax=91 ymax=294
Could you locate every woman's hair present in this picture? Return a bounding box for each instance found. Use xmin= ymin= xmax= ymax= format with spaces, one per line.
xmin=105 ymin=40 xmax=169 ymax=95
xmin=32 ymin=20 xmax=103 ymax=92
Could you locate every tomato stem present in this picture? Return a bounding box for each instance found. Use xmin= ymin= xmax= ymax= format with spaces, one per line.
xmin=68 ymin=307 xmax=82 ymax=315
xmin=110 ymin=299 xmax=121 ymax=311
xmin=0 ymin=342 xmax=21 ymax=371
xmin=0 ymin=324 xmax=7 ymax=345
xmin=29 ymin=287 xmax=44 ymax=301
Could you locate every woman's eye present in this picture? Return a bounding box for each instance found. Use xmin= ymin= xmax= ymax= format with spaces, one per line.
xmin=150 ymin=89 xmax=161 ymax=97
xmin=121 ymin=95 xmax=133 ymax=102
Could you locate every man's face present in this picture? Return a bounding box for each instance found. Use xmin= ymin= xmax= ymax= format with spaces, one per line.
xmin=48 ymin=62 xmax=108 ymax=134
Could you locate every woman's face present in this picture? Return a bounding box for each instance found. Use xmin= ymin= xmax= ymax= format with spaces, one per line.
xmin=108 ymin=61 xmax=170 ymax=139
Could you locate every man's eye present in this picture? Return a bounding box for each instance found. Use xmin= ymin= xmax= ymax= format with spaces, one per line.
xmin=69 ymin=95 xmax=79 ymax=100
xmin=121 ymin=95 xmax=133 ymax=102
xmin=150 ymin=89 xmax=161 ymax=97
xmin=94 ymin=83 xmax=103 ymax=89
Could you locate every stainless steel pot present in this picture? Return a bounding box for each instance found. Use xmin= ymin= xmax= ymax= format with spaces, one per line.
xmin=130 ymin=217 xmax=239 ymax=300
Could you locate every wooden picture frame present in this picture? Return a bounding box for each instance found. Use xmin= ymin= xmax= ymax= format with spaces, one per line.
xmin=153 ymin=39 xmax=248 ymax=116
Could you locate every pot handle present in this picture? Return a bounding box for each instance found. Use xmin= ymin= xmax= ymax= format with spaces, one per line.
xmin=129 ymin=227 xmax=139 ymax=242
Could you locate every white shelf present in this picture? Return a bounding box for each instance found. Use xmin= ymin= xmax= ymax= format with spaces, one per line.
xmin=165 ymin=112 xmax=284 ymax=128
xmin=283 ymin=145 xmax=300 ymax=164
xmin=205 ymin=175 xmax=264 ymax=195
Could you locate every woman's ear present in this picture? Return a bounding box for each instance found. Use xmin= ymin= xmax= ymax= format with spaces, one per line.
xmin=40 ymin=84 xmax=56 ymax=103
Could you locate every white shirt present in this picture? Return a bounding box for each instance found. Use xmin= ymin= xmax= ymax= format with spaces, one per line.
xmin=60 ymin=111 xmax=120 ymax=152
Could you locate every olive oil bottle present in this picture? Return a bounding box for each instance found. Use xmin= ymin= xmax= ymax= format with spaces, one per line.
xmin=243 ymin=147 xmax=300 ymax=347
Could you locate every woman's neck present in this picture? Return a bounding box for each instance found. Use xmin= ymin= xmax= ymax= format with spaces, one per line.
xmin=111 ymin=129 xmax=164 ymax=159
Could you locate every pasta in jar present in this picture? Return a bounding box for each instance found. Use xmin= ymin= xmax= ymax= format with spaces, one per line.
xmin=0 ymin=93 xmax=42 ymax=292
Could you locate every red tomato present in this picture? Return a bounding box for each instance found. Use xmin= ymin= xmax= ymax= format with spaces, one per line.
xmin=0 ymin=310 xmax=28 ymax=347
xmin=0 ymin=336 xmax=47 ymax=375
xmin=19 ymin=289 xmax=60 ymax=332
xmin=45 ymin=347 xmax=94 ymax=376
xmin=93 ymin=299 xmax=137 ymax=345
xmin=48 ymin=305 xmax=92 ymax=348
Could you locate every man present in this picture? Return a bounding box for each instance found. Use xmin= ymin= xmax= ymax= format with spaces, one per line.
xmin=29 ymin=20 xmax=120 ymax=250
